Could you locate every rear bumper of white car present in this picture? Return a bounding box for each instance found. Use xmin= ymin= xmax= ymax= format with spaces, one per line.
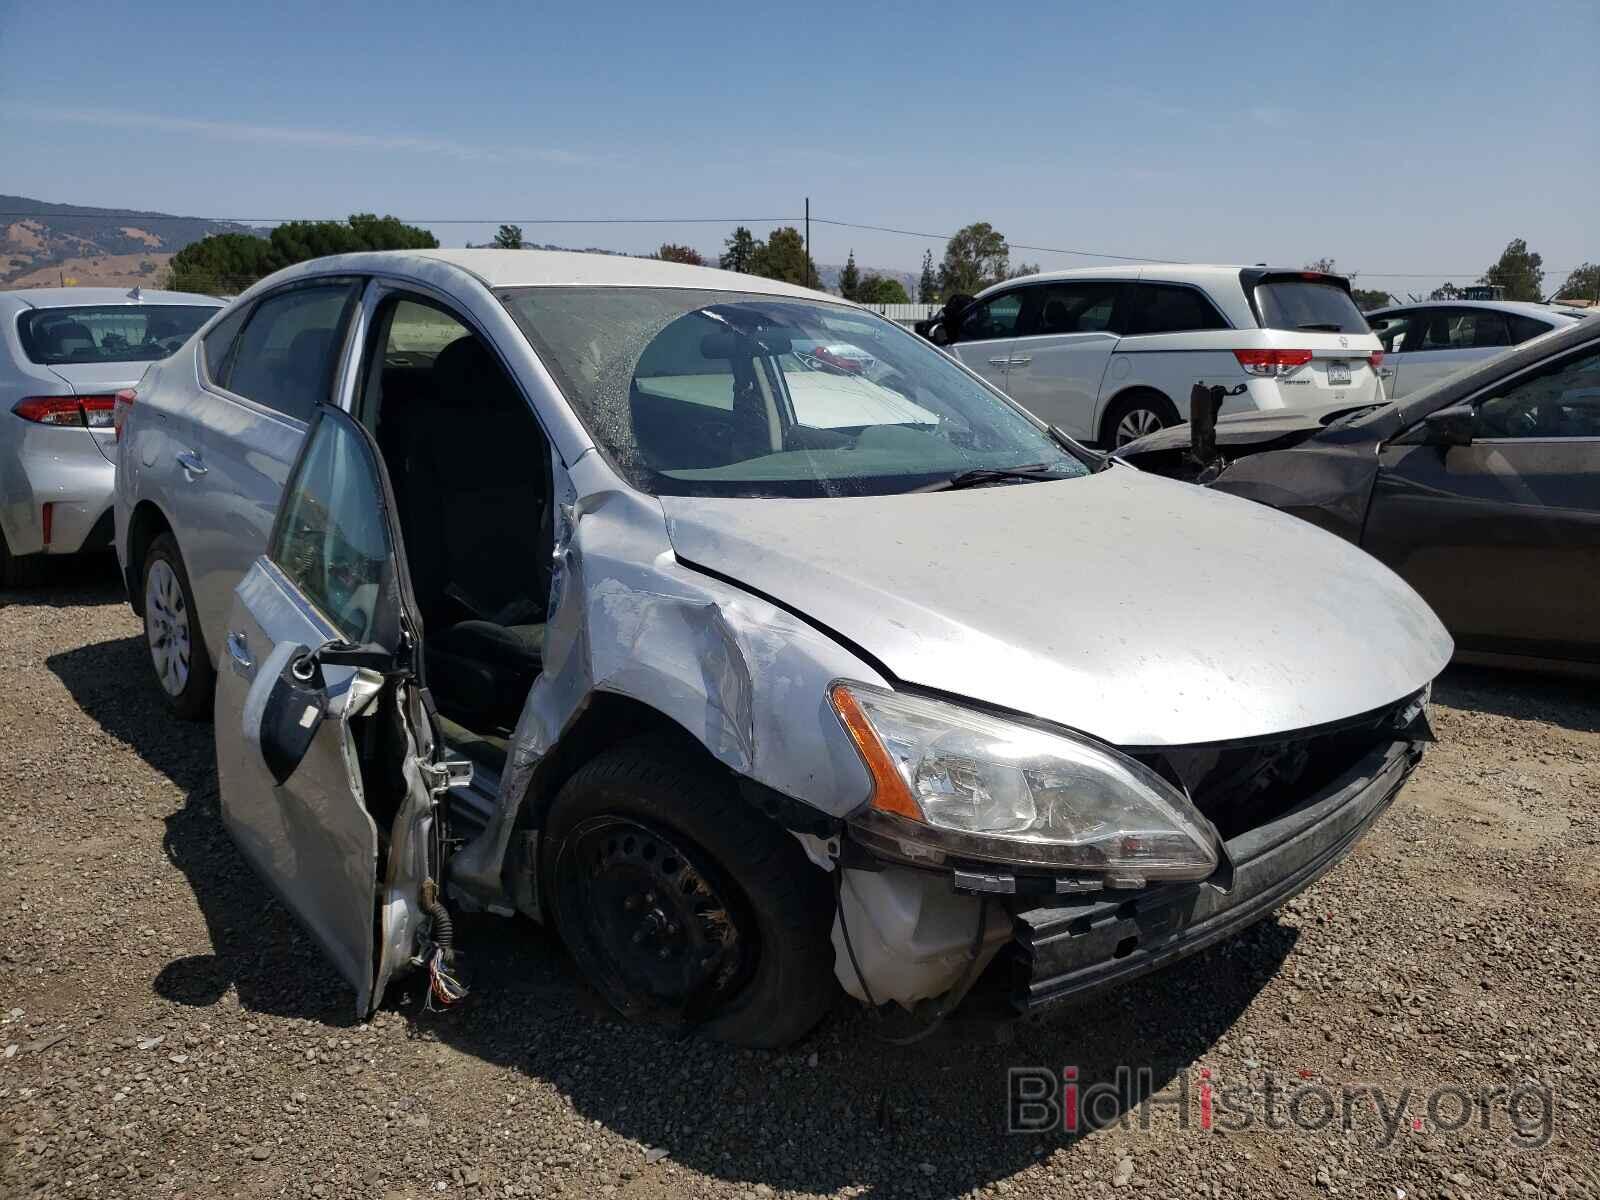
xmin=0 ymin=430 xmax=117 ymax=557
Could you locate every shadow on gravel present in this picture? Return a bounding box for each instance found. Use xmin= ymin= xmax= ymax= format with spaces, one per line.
xmin=1434 ymin=663 xmax=1600 ymax=734
xmin=50 ymin=630 xmax=1299 ymax=1196
xmin=0 ymin=552 xmax=123 ymax=609
xmin=47 ymin=633 xmax=358 ymax=1029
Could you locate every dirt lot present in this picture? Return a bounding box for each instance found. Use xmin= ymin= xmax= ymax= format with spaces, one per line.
xmin=3 ymin=562 xmax=1597 ymax=1200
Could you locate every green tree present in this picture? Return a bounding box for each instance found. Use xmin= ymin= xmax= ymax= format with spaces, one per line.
xmin=917 ymin=249 xmax=938 ymax=303
xmin=720 ymin=226 xmax=757 ymax=273
xmin=1304 ymin=256 xmax=1339 ymax=273
xmin=837 ymin=250 xmax=861 ymax=300
xmin=654 ymin=243 xmax=705 ymax=265
xmin=493 ymin=224 xmax=524 ymax=249
xmin=1481 ymin=238 xmax=1544 ymax=301
xmin=937 ymin=222 xmax=1012 ymax=298
xmin=1430 ymin=282 xmax=1462 ymax=301
xmin=1351 ymin=287 xmax=1391 ymax=311
xmin=749 ymin=226 xmax=817 ymax=287
xmin=855 ymin=274 xmax=910 ymax=304
xmin=1555 ymin=263 xmax=1600 ymax=303
xmin=168 ymin=213 xmax=438 ymax=294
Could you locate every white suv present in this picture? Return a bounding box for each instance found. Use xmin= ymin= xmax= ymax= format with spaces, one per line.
xmin=930 ymin=266 xmax=1385 ymax=446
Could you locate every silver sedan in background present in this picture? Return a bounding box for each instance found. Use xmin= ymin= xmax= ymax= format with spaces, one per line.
xmin=1367 ymin=299 xmax=1588 ymax=399
xmin=0 ymin=286 xmax=221 ymax=585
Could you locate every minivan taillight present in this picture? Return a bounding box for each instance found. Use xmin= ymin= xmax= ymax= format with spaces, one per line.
xmin=113 ymin=389 xmax=137 ymax=441
xmin=13 ymin=394 xmax=120 ymax=428
xmin=1368 ymin=350 xmax=1384 ymax=369
xmin=1234 ymin=349 xmax=1314 ymax=377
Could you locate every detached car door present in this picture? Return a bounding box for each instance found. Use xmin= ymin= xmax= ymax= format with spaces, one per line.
xmin=214 ymin=404 xmax=445 ymax=1014
xmin=1363 ymin=338 xmax=1600 ymax=664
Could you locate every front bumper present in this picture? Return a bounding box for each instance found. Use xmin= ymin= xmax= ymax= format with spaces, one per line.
xmin=1000 ymin=735 xmax=1420 ymax=1015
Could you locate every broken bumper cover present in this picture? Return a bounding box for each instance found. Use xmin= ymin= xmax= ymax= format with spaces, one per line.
xmin=1002 ymin=736 xmax=1421 ymax=1016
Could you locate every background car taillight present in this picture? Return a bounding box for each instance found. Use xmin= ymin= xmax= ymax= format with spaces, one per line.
xmin=13 ymin=394 xmax=121 ymax=429
xmin=113 ymin=389 xmax=137 ymax=441
xmin=1234 ymin=349 xmax=1314 ymax=377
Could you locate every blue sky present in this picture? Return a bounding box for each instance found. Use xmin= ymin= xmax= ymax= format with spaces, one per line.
xmin=2 ymin=0 xmax=1594 ymax=298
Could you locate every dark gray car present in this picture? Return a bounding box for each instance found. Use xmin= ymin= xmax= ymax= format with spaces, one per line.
xmin=1117 ymin=318 xmax=1600 ymax=673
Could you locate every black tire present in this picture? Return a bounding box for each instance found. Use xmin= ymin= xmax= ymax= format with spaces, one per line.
xmin=140 ymin=533 xmax=216 ymax=721
xmin=0 ymin=527 xmax=43 ymax=590
xmin=542 ymin=738 xmax=836 ymax=1048
xmin=1100 ymin=390 xmax=1180 ymax=449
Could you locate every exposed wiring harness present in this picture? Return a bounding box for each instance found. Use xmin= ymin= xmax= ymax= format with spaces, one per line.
xmin=834 ymin=868 xmax=991 ymax=1046
xmin=420 ymin=879 xmax=468 ymax=1011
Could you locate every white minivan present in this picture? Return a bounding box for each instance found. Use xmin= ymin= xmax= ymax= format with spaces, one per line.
xmin=928 ymin=266 xmax=1385 ymax=446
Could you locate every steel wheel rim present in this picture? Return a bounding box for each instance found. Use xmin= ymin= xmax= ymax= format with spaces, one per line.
xmin=558 ymin=816 xmax=755 ymax=1022
xmin=145 ymin=559 xmax=191 ymax=697
xmin=1115 ymin=407 xmax=1165 ymax=446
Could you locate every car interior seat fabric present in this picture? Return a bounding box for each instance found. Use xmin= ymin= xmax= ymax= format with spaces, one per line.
xmin=46 ymin=321 xmax=96 ymax=357
xmin=1041 ymin=298 xmax=1072 ymax=334
xmin=382 ymin=334 xmax=553 ymax=733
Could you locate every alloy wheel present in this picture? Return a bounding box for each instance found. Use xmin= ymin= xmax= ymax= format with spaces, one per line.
xmin=1114 ymin=406 xmax=1167 ymax=446
xmin=145 ymin=559 xmax=192 ymax=697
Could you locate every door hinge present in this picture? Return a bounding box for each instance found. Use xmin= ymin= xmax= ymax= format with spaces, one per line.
xmin=419 ymin=759 xmax=474 ymax=795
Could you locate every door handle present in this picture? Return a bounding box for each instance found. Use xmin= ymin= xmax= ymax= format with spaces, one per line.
xmin=987 ymin=357 xmax=1010 ymax=367
xmin=226 ymin=631 xmax=254 ymax=675
xmin=176 ymin=449 xmax=207 ymax=476
xmin=1377 ymin=367 xmax=1394 ymax=379
xmin=1008 ymin=356 xmax=1032 ymax=367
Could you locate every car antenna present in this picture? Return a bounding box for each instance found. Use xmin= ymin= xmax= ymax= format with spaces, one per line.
xmin=126 ymin=285 xmax=142 ymax=302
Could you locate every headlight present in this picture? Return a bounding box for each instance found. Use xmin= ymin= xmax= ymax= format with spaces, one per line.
xmin=830 ymin=682 xmax=1218 ymax=883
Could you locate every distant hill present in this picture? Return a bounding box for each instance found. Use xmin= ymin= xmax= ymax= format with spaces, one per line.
xmin=0 ymin=195 xmax=261 ymax=288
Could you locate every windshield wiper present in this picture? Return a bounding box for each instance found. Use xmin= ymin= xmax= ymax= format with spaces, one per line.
xmin=1296 ymin=322 xmax=1344 ymax=332
xmin=913 ymin=463 xmax=1067 ymax=493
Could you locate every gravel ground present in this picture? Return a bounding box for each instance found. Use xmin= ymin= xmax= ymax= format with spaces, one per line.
xmin=3 ymin=561 xmax=1597 ymax=1200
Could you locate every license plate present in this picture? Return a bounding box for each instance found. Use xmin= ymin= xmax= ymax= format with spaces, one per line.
xmin=1326 ymin=360 xmax=1352 ymax=385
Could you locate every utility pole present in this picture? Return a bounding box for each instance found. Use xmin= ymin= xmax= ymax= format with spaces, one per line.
xmin=804 ymin=197 xmax=811 ymax=289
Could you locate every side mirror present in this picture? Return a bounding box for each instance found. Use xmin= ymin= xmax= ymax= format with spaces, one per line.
xmin=1400 ymin=403 xmax=1474 ymax=447
xmin=928 ymin=323 xmax=951 ymax=347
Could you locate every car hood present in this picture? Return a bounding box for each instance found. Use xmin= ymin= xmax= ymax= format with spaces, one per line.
xmin=660 ymin=467 xmax=1451 ymax=748
xmin=1115 ymin=402 xmax=1374 ymax=457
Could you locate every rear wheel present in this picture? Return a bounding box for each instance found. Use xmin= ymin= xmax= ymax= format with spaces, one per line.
xmin=542 ymin=738 xmax=836 ymax=1048
xmin=1101 ymin=390 xmax=1180 ymax=449
xmin=141 ymin=533 xmax=215 ymax=720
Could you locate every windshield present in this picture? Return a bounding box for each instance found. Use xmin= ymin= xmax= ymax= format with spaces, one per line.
xmin=500 ymin=287 xmax=1088 ymax=498
xmin=1252 ymin=281 xmax=1369 ymax=335
xmin=17 ymin=304 xmax=219 ymax=365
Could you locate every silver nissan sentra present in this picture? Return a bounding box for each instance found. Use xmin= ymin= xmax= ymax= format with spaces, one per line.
xmin=113 ymin=250 xmax=1452 ymax=1045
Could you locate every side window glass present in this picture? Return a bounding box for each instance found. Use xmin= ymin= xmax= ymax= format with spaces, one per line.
xmin=226 ymin=283 xmax=359 ymax=421
xmin=1459 ymin=311 xmax=1510 ymax=349
xmin=1027 ymin=284 xmax=1120 ymax=336
xmin=1126 ymin=284 xmax=1227 ymax=335
xmin=958 ymin=293 xmax=1022 ymax=342
xmin=1475 ymin=345 xmax=1600 ymax=440
xmin=201 ymin=304 xmax=250 ymax=385
xmin=1370 ymin=314 xmax=1414 ymax=353
xmin=270 ymin=415 xmax=390 ymax=641
xmin=1415 ymin=309 xmax=1457 ymax=352
xmin=1506 ymin=314 xmax=1553 ymax=344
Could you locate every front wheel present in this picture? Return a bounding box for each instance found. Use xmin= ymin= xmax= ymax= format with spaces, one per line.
xmin=141 ymin=533 xmax=216 ymax=720
xmin=1101 ymin=391 xmax=1180 ymax=449
xmin=542 ymin=739 xmax=836 ymax=1048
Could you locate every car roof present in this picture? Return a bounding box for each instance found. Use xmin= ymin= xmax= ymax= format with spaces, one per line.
xmin=0 ymin=286 xmax=225 ymax=314
xmin=252 ymin=248 xmax=845 ymax=303
xmin=1369 ymin=299 xmax=1582 ymax=322
xmin=971 ymin=263 xmax=1285 ymax=299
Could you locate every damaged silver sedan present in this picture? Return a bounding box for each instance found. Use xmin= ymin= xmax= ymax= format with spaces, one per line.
xmin=171 ymin=250 xmax=1450 ymax=1046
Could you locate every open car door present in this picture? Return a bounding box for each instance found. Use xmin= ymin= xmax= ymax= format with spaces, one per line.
xmin=214 ymin=404 xmax=457 ymax=1015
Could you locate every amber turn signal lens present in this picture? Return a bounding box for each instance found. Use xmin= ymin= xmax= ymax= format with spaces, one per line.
xmin=829 ymin=684 xmax=924 ymax=822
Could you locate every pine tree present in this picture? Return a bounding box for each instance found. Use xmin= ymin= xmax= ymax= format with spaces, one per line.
xmin=720 ymin=226 xmax=756 ymax=273
xmin=838 ymin=250 xmax=861 ymax=300
xmin=918 ymin=249 xmax=938 ymax=303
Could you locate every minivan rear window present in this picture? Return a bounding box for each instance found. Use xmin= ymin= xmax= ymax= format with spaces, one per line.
xmin=1251 ymin=281 xmax=1368 ymax=335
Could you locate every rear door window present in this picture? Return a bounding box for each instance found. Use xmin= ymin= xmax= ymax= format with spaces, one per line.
xmin=956 ymin=291 xmax=1023 ymax=342
xmin=1124 ymin=284 xmax=1228 ymax=335
xmin=224 ymin=283 xmax=361 ymax=422
xmin=1416 ymin=308 xmax=1511 ymax=352
xmin=1252 ymin=280 xmax=1368 ymax=334
xmin=1017 ymin=282 xmax=1122 ymax=336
